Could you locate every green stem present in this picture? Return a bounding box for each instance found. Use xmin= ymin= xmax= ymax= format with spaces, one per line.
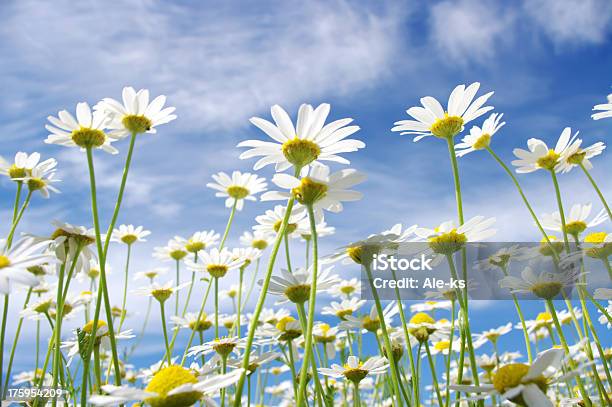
xmin=175 ymin=259 xmax=180 ymax=316
xmin=5 ymin=190 xmax=33 ymax=249
xmin=80 ymin=148 xmax=122 ymax=406
xmin=214 ymin=277 xmax=220 ymax=339
xmin=486 ymin=147 xmax=555 ymax=248
xmin=353 ymin=381 xmax=361 ymax=406
xmin=500 ymin=265 xmax=533 ymax=363
xmin=363 ymin=262 xmax=403 ymax=407
xmin=296 ymin=204 xmax=321 ymax=406
xmin=237 ymin=265 xmax=244 ymax=338
xmin=579 ymin=162 xmax=612 ymax=220
xmin=550 ymin=171 xmax=570 ymax=252
xmin=52 ymin=262 xmax=66 ymax=407
xmin=180 ymin=279 xmax=213 ymax=365
xmin=159 ymin=301 xmax=172 ymax=365
xmin=0 ymin=295 xmax=8 ymax=397
xmin=118 ymin=244 xmax=132 ymax=332
xmin=424 ymin=341 xmax=444 ymax=407
xmin=181 ymin=252 xmax=198 ymax=317
xmin=233 ymin=197 xmax=296 ymax=406
xmin=242 ymin=258 xmax=260 ymax=312
xmin=546 ymin=300 xmax=591 ymax=405
xmin=219 ymin=198 xmax=238 ymax=250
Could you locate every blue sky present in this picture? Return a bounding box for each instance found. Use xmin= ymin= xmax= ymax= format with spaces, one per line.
xmin=1 ymin=0 xmax=612 ymax=373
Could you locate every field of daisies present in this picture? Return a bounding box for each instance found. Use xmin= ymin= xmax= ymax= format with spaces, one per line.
xmin=0 ymin=83 xmax=611 ymax=407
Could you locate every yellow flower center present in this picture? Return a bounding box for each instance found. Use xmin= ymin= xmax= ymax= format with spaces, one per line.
xmin=492 ymin=363 xmax=547 ymax=403
xmin=409 ymin=312 xmax=436 ymax=342
xmin=151 ymin=288 xmax=173 ymax=303
xmin=276 ymin=316 xmax=302 ymax=340
xmin=27 ymin=178 xmax=46 ymax=191
xmin=8 ymin=165 xmax=27 ymax=179
xmin=71 ymin=128 xmax=106 ymax=149
xmin=34 ymin=300 xmax=52 ymax=313
xmin=564 ymin=221 xmax=587 ymax=237
xmin=340 ymin=285 xmax=356 ymax=295
xmin=188 ymin=315 xmax=212 ymax=332
xmin=342 ymin=362 xmax=368 ymax=384
xmin=531 ymin=282 xmax=563 ymax=300
xmin=169 ymin=249 xmax=187 ymax=261
xmin=473 ymin=133 xmax=491 ymax=150
xmin=585 ymin=232 xmax=607 ymax=243
xmin=281 ymin=138 xmax=321 ymax=168
xmin=122 ymin=114 xmax=152 ymax=135
xmin=227 ymin=185 xmax=250 ymax=200
xmin=27 ymin=265 xmax=46 ymax=276
xmin=434 ymin=341 xmax=450 ymax=351
xmin=284 ymin=284 xmax=311 ymax=304
xmin=291 ymin=177 xmax=328 ymax=205
xmin=536 ymin=149 xmax=560 ymax=170
xmin=51 ymin=228 xmax=96 ymax=246
xmin=489 ymin=253 xmax=511 ymax=268
xmin=362 ymin=316 xmax=380 ymax=332
xmin=145 ymin=365 xmax=200 ymax=407
xmin=536 ymin=312 xmax=553 ymax=324
xmin=207 ymin=264 xmax=229 ymax=278
xmin=428 ymin=229 xmax=468 ymax=254
xmin=410 ymin=312 xmax=435 ymax=325
xmin=213 ymin=339 xmax=237 ymax=357
xmin=252 ymin=239 xmax=268 ymax=250
xmin=273 ymin=221 xmax=297 ymax=235
xmin=430 ymin=114 xmax=464 ymax=139
xmin=335 ymin=309 xmax=353 ymax=320
xmin=185 ymin=241 xmax=205 ymax=253
xmin=346 ymin=246 xmax=363 ymax=265
xmin=83 ymin=319 xmax=107 ymax=335
xmin=0 ymin=255 xmax=11 ymax=269
xmin=567 ymin=150 xmax=586 ymax=165
xmin=121 ymin=234 xmax=138 ymax=245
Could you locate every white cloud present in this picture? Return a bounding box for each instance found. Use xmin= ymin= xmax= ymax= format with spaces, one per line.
xmin=524 ymin=0 xmax=612 ymax=46
xmin=0 ymin=0 xmax=406 ymax=134
xmin=428 ymin=0 xmax=515 ymax=64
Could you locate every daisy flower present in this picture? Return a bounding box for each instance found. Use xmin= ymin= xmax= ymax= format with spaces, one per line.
xmin=238 ymin=103 xmax=364 ymax=172
xmin=94 ymin=86 xmax=177 ymax=138
xmin=500 ymin=266 xmax=583 ymax=300
xmin=541 ymin=203 xmax=608 ymax=237
xmin=296 ymin=219 xmax=335 ymax=240
xmin=558 ymin=139 xmax=605 ymax=173
xmin=111 ymin=224 xmax=150 ymax=245
xmin=182 ymin=230 xmax=220 ymax=254
xmin=476 ymin=244 xmax=529 ymax=271
xmin=228 ymin=352 xmax=279 ymax=376
xmin=392 ymin=82 xmax=494 ymax=141
xmin=231 ymin=247 xmax=262 ymax=270
xmin=319 ymin=355 xmax=388 ymax=384
xmin=45 ymin=102 xmax=117 ymax=154
xmin=415 ymin=216 xmax=497 ymax=255
xmin=89 ymin=365 xmax=243 ymax=406
xmin=253 ymin=205 xmax=309 ymax=238
xmin=207 ymin=171 xmax=267 ymax=211
xmin=251 ymin=308 xmax=291 ymax=326
xmin=409 ymin=300 xmax=452 ymax=313
xmin=185 ymin=248 xmax=243 ymax=278
xmin=21 ymin=157 xmax=61 ymax=198
xmin=134 ymin=267 xmax=167 ymax=282
xmin=239 ymin=230 xmax=272 ymax=250
xmin=475 ymin=322 xmax=513 ymax=344
xmin=321 ymin=297 xmax=367 ymax=320
xmin=0 ymin=152 xmax=51 ymax=181
xmin=266 ymin=266 xmax=339 ymax=304
xmin=328 ymin=278 xmax=361 ymax=298
xmin=62 ymin=320 xmax=133 ymax=365
xmin=313 ymin=323 xmax=342 ymax=358
xmin=450 ymin=348 xmax=575 ymax=407
xmin=591 ymin=92 xmax=612 ymax=120
xmin=133 ymin=280 xmax=189 ymax=303
xmin=455 ymin=113 xmax=506 ymax=157
xmin=171 ymin=312 xmax=214 ymax=332
xmin=262 ymin=163 xmax=365 ymax=216
xmin=406 ymin=312 xmax=449 ymax=343
xmin=153 ymin=238 xmax=188 ymax=262
xmin=0 ymin=237 xmax=54 ymax=294
xmin=188 ymin=336 xmax=246 ymax=359
xmin=340 ymin=303 xmax=399 ymax=333
xmin=511 ymin=127 xmax=579 ymax=173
